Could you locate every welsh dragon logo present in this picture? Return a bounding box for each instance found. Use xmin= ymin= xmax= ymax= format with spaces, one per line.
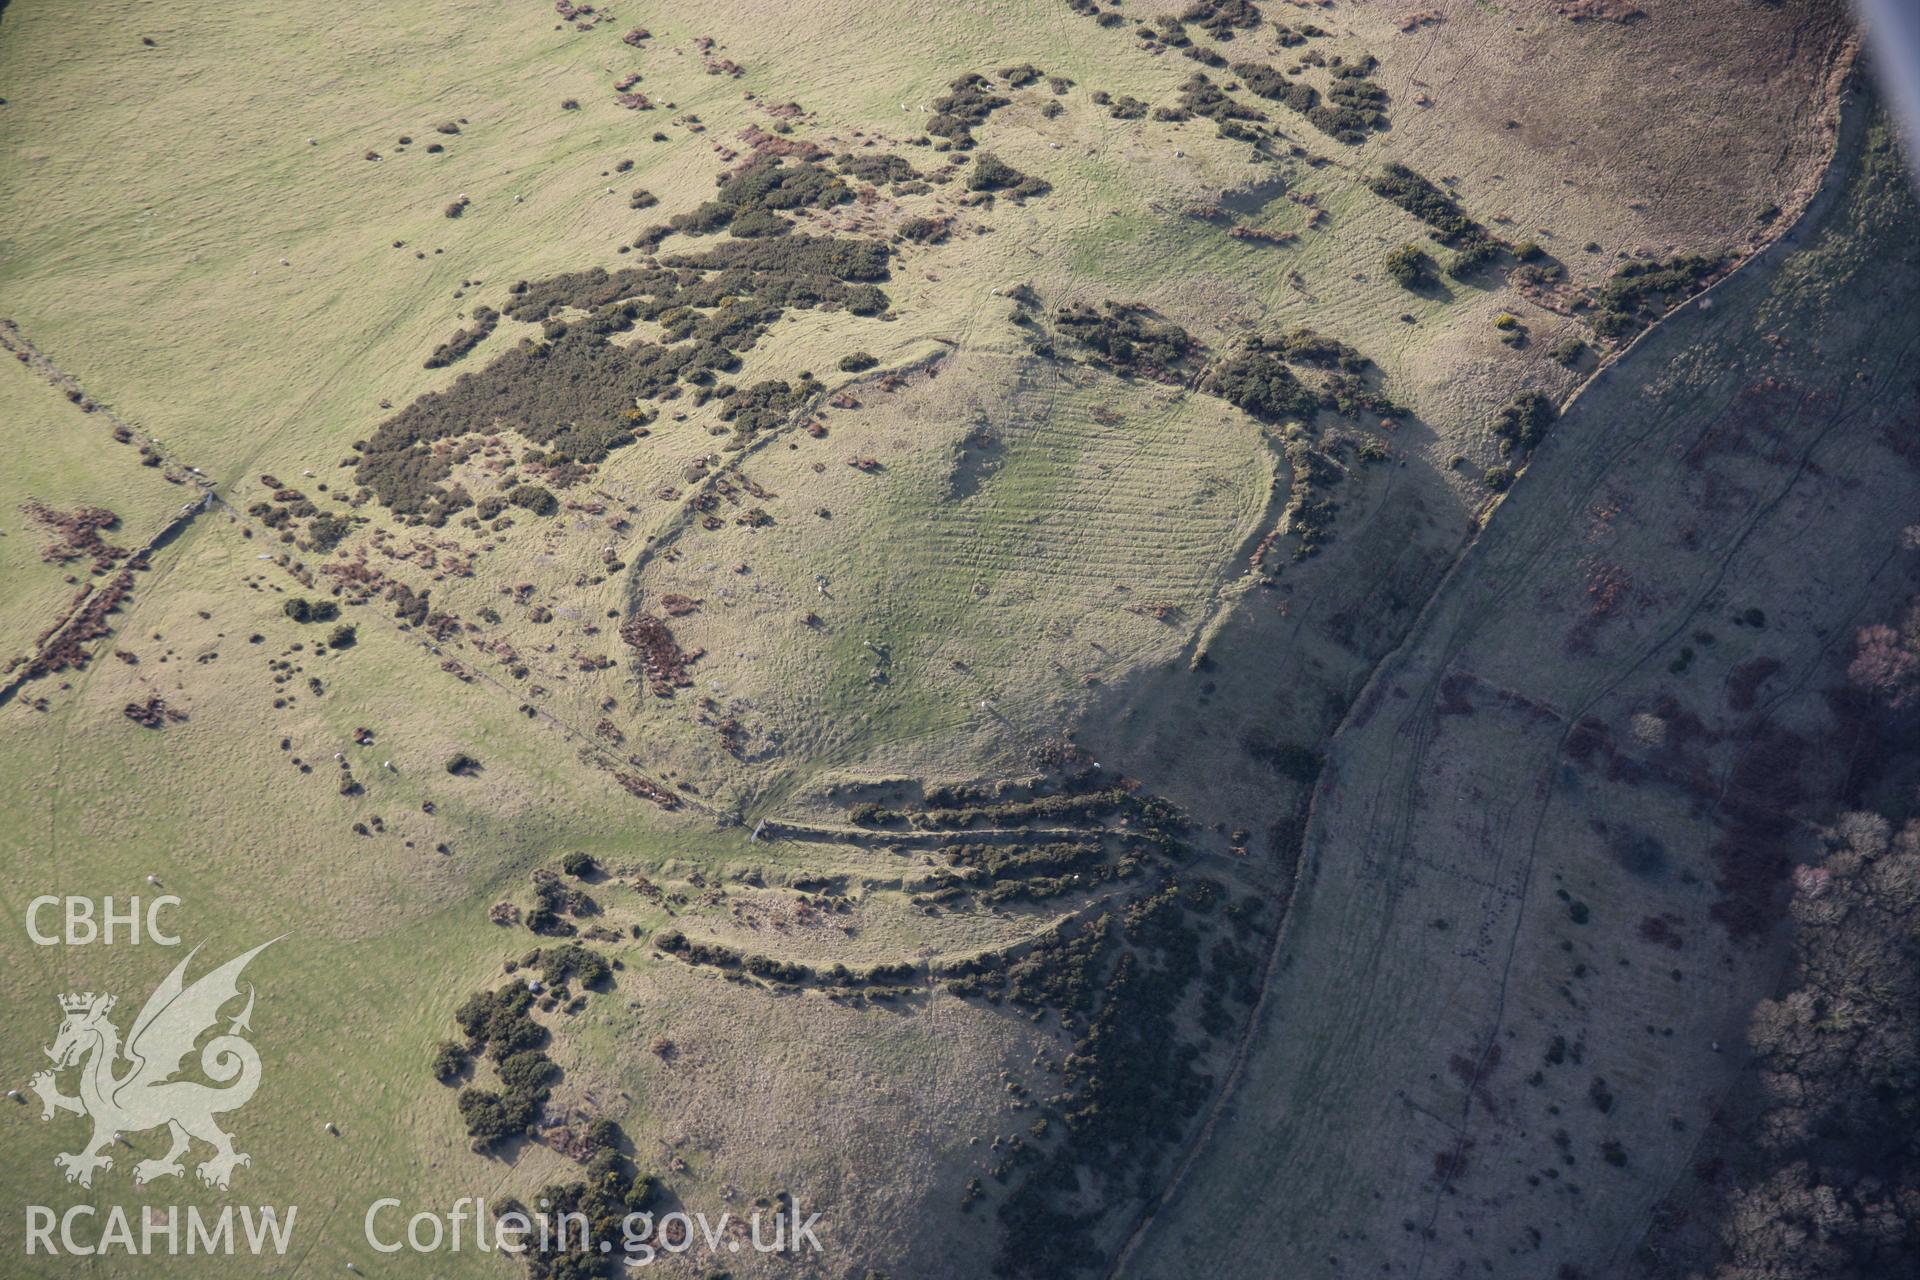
xmin=29 ymin=940 xmax=277 ymax=1190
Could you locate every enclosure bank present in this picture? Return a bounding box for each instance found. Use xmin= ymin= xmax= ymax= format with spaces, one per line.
xmin=25 ymin=1203 xmax=297 ymax=1256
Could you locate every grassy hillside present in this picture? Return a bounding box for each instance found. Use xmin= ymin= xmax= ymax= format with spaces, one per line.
xmin=0 ymin=0 xmax=1871 ymax=1276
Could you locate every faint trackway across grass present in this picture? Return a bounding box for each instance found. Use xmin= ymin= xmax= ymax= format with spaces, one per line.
xmin=0 ymin=319 xmax=717 ymax=822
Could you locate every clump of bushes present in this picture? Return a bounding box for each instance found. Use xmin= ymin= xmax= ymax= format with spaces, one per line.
xmin=1202 ymin=329 xmax=1400 ymax=427
xmin=899 ymin=214 xmax=950 ymax=243
xmin=1448 ymin=237 xmax=1498 ymax=279
xmin=1591 ymin=255 xmax=1720 ymax=338
xmin=966 ymin=151 xmax=1051 ymax=201
xmin=448 ymin=981 xmax=550 ymax=1146
xmin=283 ymin=597 xmax=340 ymax=624
xmin=430 ymin=1040 xmax=468 ymax=1082
xmin=1273 ymin=328 xmax=1369 ymax=372
xmin=1236 ymin=58 xmax=1386 ymax=141
xmin=1384 ymin=243 xmax=1434 ymax=289
xmin=659 ymin=232 xmax=890 ymax=281
xmin=1181 ymin=0 xmax=1262 ymax=40
xmin=837 ymin=152 xmax=921 ymax=187
xmin=927 ymin=72 xmax=1011 ymax=148
xmin=977 ymin=876 xmax=1257 ymax=1278
xmin=535 ymin=941 xmax=611 ymax=988
xmin=506 ymin=483 xmax=558 ymax=515
xmin=1367 ymin=163 xmax=1492 ymax=248
xmin=1234 ymin=61 xmax=1316 ymax=114
xmin=838 ymin=351 xmax=878 ymax=372
xmin=663 ymin=157 xmax=852 ymax=238
xmin=441 ymin=946 xmax=614 ymax=1167
xmin=726 ymin=208 xmax=790 ymax=238
xmin=526 ymin=868 xmax=596 ymax=934
xmin=1177 ymin=72 xmax=1264 ymax=123
xmin=304 ymin=512 xmax=354 ymax=553
xmin=1492 ymin=389 xmax=1557 ymax=454
xmin=424 ymin=306 xmax=498 ymax=369
xmin=1242 ymin=735 xmax=1323 ymax=784
xmin=1311 ymin=57 xmax=1390 ymax=143
xmin=716 ymin=156 xmax=850 ymax=215
xmin=502 ymin=1146 xmax=659 ymax=1275
xmin=1053 ymin=302 xmax=1194 ymax=380
xmin=719 ymin=376 xmax=816 ymax=438
xmin=361 ymin=206 xmax=892 ymax=517
xmin=1202 ymin=346 xmax=1317 ymax=423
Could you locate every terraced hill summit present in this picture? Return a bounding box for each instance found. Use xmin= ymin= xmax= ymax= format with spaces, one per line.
xmin=2 ymin=1 xmax=1916 ymax=1277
